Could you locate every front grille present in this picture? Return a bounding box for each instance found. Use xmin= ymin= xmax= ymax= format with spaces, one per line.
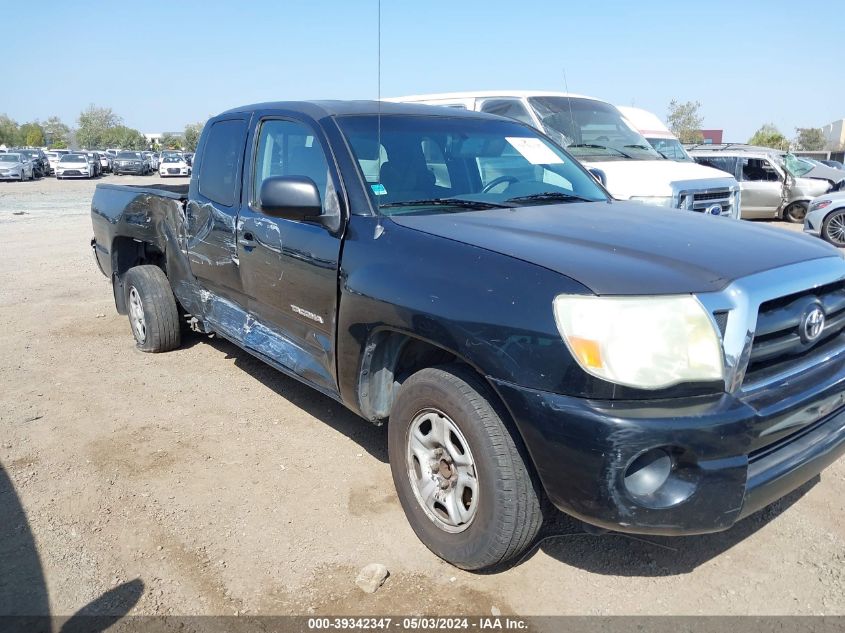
xmin=743 ymin=281 xmax=845 ymax=384
xmin=693 ymin=191 xmax=728 ymax=202
xmin=685 ymin=188 xmax=734 ymax=217
xmin=63 ymin=170 xmax=81 ymax=176
xmin=167 ymin=168 xmax=179 ymax=174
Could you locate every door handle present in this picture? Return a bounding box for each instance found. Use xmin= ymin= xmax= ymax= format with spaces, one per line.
xmin=238 ymin=232 xmax=255 ymax=247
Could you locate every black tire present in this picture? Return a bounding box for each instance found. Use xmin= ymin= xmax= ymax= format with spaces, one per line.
xmin=784 ymin=201 xmax=808 ymax=223
xmin=123 ymin=265 xmax=181 ymax=353
xmin=822 ymin=209 xmax=845 ymax=247
xmin=388 ymin=364 xmax=542 ymax=570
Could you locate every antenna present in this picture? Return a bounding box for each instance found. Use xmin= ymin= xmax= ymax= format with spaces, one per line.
xmin=562 ymin=68 xmax=575 ymax=145
xmin=374 ymin=0 xmax=384 ymax=238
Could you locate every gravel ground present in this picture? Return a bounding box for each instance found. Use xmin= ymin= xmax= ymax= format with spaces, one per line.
xmin=0 ymin=175 xmax=843 ymax=620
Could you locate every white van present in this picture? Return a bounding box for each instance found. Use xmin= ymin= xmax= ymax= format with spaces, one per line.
xmin=390 ymin=91 xmax=741 ymax=218
xmin=616 ymin=105 xmax=693 ymax=163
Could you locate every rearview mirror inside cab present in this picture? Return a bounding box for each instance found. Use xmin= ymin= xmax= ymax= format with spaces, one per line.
xmin=259 ymin=176 xmax=322 ymax=220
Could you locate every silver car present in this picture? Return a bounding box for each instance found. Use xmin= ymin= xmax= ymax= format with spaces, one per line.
xmin=0 ymin=152 xmax=35 ymax=181
xmin=691 ymin=149 xmax=834 ymax=222
xmin=56 ymin=153 xmax=92 ymax=179
xmin=805 ymin=190 xmax=845 ymax=247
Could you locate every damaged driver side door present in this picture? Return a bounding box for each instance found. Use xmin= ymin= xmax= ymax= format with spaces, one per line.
xmin=234 ymin=116 xmax=345 ymax=395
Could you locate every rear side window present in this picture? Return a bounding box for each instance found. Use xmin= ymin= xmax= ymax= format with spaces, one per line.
xmin=199 ymin=119 xmax=247 ymax=207
xmin=480 ymin=99 xmax=534 ymax=126
xmin=694 ymin=156 xmax=737 ymax=177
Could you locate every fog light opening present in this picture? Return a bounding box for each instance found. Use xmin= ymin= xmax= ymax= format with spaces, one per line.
xmin=624 ymin=448 xmax=673 ymax=497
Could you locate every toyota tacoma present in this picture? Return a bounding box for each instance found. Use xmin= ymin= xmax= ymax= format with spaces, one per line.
xmin=91 ymin=101 xmax=845 ymax=570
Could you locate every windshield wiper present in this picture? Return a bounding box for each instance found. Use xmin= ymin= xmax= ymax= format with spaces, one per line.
xmin=379 ymin=198 xmax=509 ymax=210
xmin=505 ymin=192 xmax=595 ymax=205
xmin=567 ymin=144 xmax=633 ymax=159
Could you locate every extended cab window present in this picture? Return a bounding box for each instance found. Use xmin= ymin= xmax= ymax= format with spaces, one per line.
xmin=199 ymin=119 xmax=247 ymax=207
xmin=337 ymin=114 xmax=607 ymax=215
xmin=252 ymin=119 xmax=333 ymax=209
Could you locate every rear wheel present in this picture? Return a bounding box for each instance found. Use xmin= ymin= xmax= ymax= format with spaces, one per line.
xmin=388 ymin=365 xmax=542 ymax=570
xmin=784 ymin=201 xmax=808 ymax=223
xmin=124 ymin=265 xmax=181 ymax=353
xmin=822 ymin=209 xmax=845 ymax=247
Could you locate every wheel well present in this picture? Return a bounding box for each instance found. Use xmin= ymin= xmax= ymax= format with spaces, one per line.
xmin=111 ymin=237 xmax=166 ymax=314
xmin=358 ymin=332 xmax=459 ymax=423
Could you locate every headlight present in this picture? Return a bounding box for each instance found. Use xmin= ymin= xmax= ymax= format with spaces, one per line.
xmin=553 ymin=294 xmax=724 ymax=389
xmin=810 ymin=200 xmax=832 ymax=212
xmin=629 ymin=196 xmax=674 ymax=208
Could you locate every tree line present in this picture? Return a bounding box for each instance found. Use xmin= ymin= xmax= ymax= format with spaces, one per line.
xmin=666 ymin=100 xmax=832 ymax=151
xmin=0 ymin=105 xmax=205 ymax=152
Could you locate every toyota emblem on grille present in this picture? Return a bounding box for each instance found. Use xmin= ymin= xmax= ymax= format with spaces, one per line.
xmin=801 ymin=306 xmax=825 ymax=343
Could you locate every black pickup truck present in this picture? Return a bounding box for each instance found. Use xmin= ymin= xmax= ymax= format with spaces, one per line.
xmin=91 ymin=101 xmax=845 ymax=570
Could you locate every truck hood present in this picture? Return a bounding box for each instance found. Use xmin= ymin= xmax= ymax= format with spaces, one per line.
xmin=586 ymin=159 xmax=736 ymax=199
xmin=390 ymin=201 xmax=840 ymax=295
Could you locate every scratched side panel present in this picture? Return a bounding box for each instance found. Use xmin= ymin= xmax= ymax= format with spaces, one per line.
xmin=190 ymin=288 xmax=339 ymax=399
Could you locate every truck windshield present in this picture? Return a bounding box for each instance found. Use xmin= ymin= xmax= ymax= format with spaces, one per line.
xmin=527 ymin=97 xmax=662 ymax=162
xmin=645 ymin=137 xmax=693 ymax=162
xmin=337 ymin=114 xmax=608 ymax=216
xmin=781 ymin=154 xmax=814 ymax=178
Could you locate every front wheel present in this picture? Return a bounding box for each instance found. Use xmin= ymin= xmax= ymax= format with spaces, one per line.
xmin=123 ymin=265 xmax=181 ymax=352
xmin=388 ymin=365 xmax=542 ymax=570
xmin=784 ymin=201 xmax=808 ymax=223
xmin=822 ymin=209 xmax=845 ymax=247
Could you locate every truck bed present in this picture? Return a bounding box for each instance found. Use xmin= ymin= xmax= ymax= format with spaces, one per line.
xmin=91 ymin=182 xmax=190 ymax=280
xmin=94 ymin=182 xmax=189 ymax=200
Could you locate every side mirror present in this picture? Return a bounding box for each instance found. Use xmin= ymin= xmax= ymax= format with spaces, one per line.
xmin=588 ymin=168 xmax=607 ymax=187
xmin=258 ymin=176 xmax=322 ymax=220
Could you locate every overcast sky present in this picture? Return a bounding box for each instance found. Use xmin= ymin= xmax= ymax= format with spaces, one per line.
xmin=5 ymin=0 xmax=842 ymax=140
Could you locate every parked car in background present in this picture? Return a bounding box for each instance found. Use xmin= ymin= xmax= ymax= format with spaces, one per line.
xmin=96 ymin=151 xmax=112 ymax=173
xmin=13 ymin=148 xmax=48 ymax=177
xmin=113 ymin=151 xmax=148 ymax=176
xmin=158 ymin=155 xmax=190 ymax=177
xmin=184 ymin=152 xmax=194 ymax=166
xmin=616 ymin=105 xmax=694 ymax=162
xmin=391 ymin=91 xmax=741 ymax=218
xmin=45 ymin=151 xmax=61 ymax=175
xmin=805 ymin=191 xmax=845 ymax=246
xmin=0 ymin=152 xmax=35 ymax=181
xmin=56 ymin=153 xmax=92 ymax=179
xmin=145 ymin=152 xmax=159 ymax=171
xmin=83 ymin=151 xmax=102 ymax=177
xmin=691 ymin=148 xmax=833 ymax=222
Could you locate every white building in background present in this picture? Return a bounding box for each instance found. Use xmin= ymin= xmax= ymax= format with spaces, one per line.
xmin=822 ymin=120 xmax=845 ymax=150
xmin=144 ymin=132 xmax=164 ymax=146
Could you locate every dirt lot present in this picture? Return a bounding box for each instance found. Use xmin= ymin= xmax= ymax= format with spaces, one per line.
xmin=0 ymin=175 xmax=843 ymax=620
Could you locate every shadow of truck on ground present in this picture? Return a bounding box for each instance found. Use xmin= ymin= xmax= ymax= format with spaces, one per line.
xmin=0 ymin=462 xmax=143 ymax=633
